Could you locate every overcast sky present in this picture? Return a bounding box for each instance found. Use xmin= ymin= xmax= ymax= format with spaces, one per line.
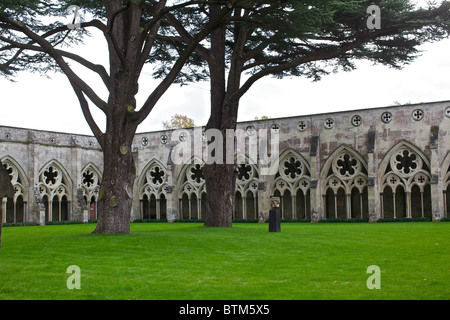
xmin=0 ymin=1 xmax=449 ymax=136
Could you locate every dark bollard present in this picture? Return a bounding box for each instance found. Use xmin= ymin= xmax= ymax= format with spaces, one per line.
xmin=269 ymin=209 xmax=281 ymax=232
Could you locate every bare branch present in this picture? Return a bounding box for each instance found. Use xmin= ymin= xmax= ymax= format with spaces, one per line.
xmin=105 ymin=4 xmax=129 ymax=67
xmin=0 ymin=15 xmax=110 ymax=118
xmin=165 ymin=12 xmax=210 ymax=62
xmin=136 ymin=0 xmax=168 ymax=77
xmin=132 ymin=3 xmax=235 ymax=125
xmin=0 ymin=35 xmax=111 ymax=89
xmin=236 ymin=28 xmax=400 ymax=102
xmin=69 ymin=80 xmax=105 ymax=145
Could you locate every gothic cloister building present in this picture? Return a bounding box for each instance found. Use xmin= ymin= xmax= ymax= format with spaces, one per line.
xmin=1 ymin=100 xmax=449 ymax=224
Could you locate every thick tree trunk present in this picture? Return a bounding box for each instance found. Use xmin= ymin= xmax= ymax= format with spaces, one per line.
xmin=203 ymin=6 xmax=230 ymax=227
xmin=203 ymin=4 xmax=250 ymax=227
xmin=204 ymin=101 xmax=240 ymax=227
xmin=92 ymin=120 xmax=137 ymax=234
xmin=204 ymin=163 xmax=237 ymax=227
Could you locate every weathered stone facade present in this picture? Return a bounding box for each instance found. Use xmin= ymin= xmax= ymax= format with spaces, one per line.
xmin=1 ymin=100 xmax=449 ymax=224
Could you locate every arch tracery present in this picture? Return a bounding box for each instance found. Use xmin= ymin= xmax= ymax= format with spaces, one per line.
xmin=1 ymin=156 xmax=29 ymax=223
xmin=321 ymin=146 xmax=368 ymax=219
xmin=38 ymin=160 xmax=72 ymax=221
xmin=138 ymin=160 xmax=169 ymax=220
xmin=271 ymin=149 xmax=311 ymax=219
xmin=379 ymin=141 xmax=432 ymax=219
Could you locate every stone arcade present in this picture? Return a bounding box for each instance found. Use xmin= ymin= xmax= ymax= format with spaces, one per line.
xmin=1 ymin=100 xmax=449 ymax=224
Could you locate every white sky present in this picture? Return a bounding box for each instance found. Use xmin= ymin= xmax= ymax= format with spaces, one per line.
xmin=0 ymin=1 xmax=449 ymax=136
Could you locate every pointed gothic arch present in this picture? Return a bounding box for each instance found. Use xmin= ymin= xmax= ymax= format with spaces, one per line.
xmin=81 ymin=163 xmax=102 ymax=220
xmin=177 ymin=156 xmax=206 ymax=220
xmin=270 ymin=149 xmax=311 ymax=219
xmin=38 ymin=160 xmax=72 ymax=221
xmin=1 ymin=156 xmax=29 ymax=223
xmin=320 ymin=145 xmax=369 ymax=219
xmin=378 ymin=141 xmax=431 ymax=219
xmin=138 ymin=159 xmax=169 ymax=220
xmin=234 ymin=152 xmax=259 ymax=220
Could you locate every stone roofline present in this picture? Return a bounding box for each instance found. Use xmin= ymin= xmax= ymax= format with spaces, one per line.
xmin=1 ymin=99 xmax=449 ymax=150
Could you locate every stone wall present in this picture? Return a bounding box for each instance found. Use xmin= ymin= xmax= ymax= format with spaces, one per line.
xmin=1 ymin=100 xmax=449 ymax=224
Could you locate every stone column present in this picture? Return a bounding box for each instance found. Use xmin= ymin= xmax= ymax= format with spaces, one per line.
xmin=309 ymin=135 xmax=321 ymax=222
xmin=430 ymin=126 xmax=443 ymax=221
xmin=27 ymin=131 xmax=40 ymax=223
xmin=257 ymin=181 xmax=269 ymax=222
xmin=165 ymin=163 xmax=177 ymax=222
xmin=71 ymin=136 xmax=83 ymax=221
xmin=367 ymin=129 xmax=379 ymax=222
xmin=156 ymin=198 xmax=161 ymax=220
xmin=77 ymin=188 xmax=88 ymax=223
xmin=39 ymin=210 xmax=45 ymax=226
xmin=346 ymin=194 xmax=351 ymax=219
xmin=291 ymin=194 xmax=296 ymax=219
xmin=406 ymin=192 xmax=412 ymax=218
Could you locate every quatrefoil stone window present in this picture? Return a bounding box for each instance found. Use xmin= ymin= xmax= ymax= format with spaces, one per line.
xmin=297 ymin=121 xmax=306 ymax=132
xmin=381 ymin=112 xmax=392 ymax=123
xmin=355 ymin=177 xmax=366 ymax=187
xmin=237 ymin=164 xmax=252 ymax=182
xmin=415 ymin=174 xmax=427 ymax=185
xmin=160 ymin=134 xmax=168 ymax=144
xmin=412 ymin=109 xmax=423 ymax=121
xmin=351 ymin=115 xmax=362 ymax=127
xmin=324 ymin=118 xmax=334 ymax=129
xmin=386 ymin=174 xmax=399 ymax=186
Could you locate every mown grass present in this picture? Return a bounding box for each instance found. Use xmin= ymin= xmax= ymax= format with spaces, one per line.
xmin=0 ymin=222 xmax=448 ymax=300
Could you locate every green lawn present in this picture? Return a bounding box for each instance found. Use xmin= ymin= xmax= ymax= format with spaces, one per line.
xmin=0 ymin=222 xmax=448 ymax=300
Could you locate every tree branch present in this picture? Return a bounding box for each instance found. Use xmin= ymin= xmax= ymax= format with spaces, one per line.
xmin=104 ymin=3 xmax=129 ymax=68
xmin=69 ymin=80 xmax=105 ymax=145
xmin=0 ymin=15 xmax=110 ymax=124
xmin=136 ymin=0 xmax=168 ymax=77
xmin=236 ymin=28 xmax=401 ymax=102
xmin=132 ymin=3 xmax=236 ymax=125
xmin=165 ymin=12 xmax=211 ymax=62
xmin=0 ymin=35 xmax=111 ymax=90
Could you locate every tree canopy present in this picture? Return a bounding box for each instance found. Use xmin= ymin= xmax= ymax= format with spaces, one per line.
xmin=156 ymin=0 xmax=450 ymax=93
xmin=153 ymin=0 xmax=450 ymax=226
xmin=1 ymin=0 xmax=449 ymax=230
xmin=0 ymin=0 xmax=242 ymax=233
xmin=162 ymin=113 xmax=195 ymax=129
